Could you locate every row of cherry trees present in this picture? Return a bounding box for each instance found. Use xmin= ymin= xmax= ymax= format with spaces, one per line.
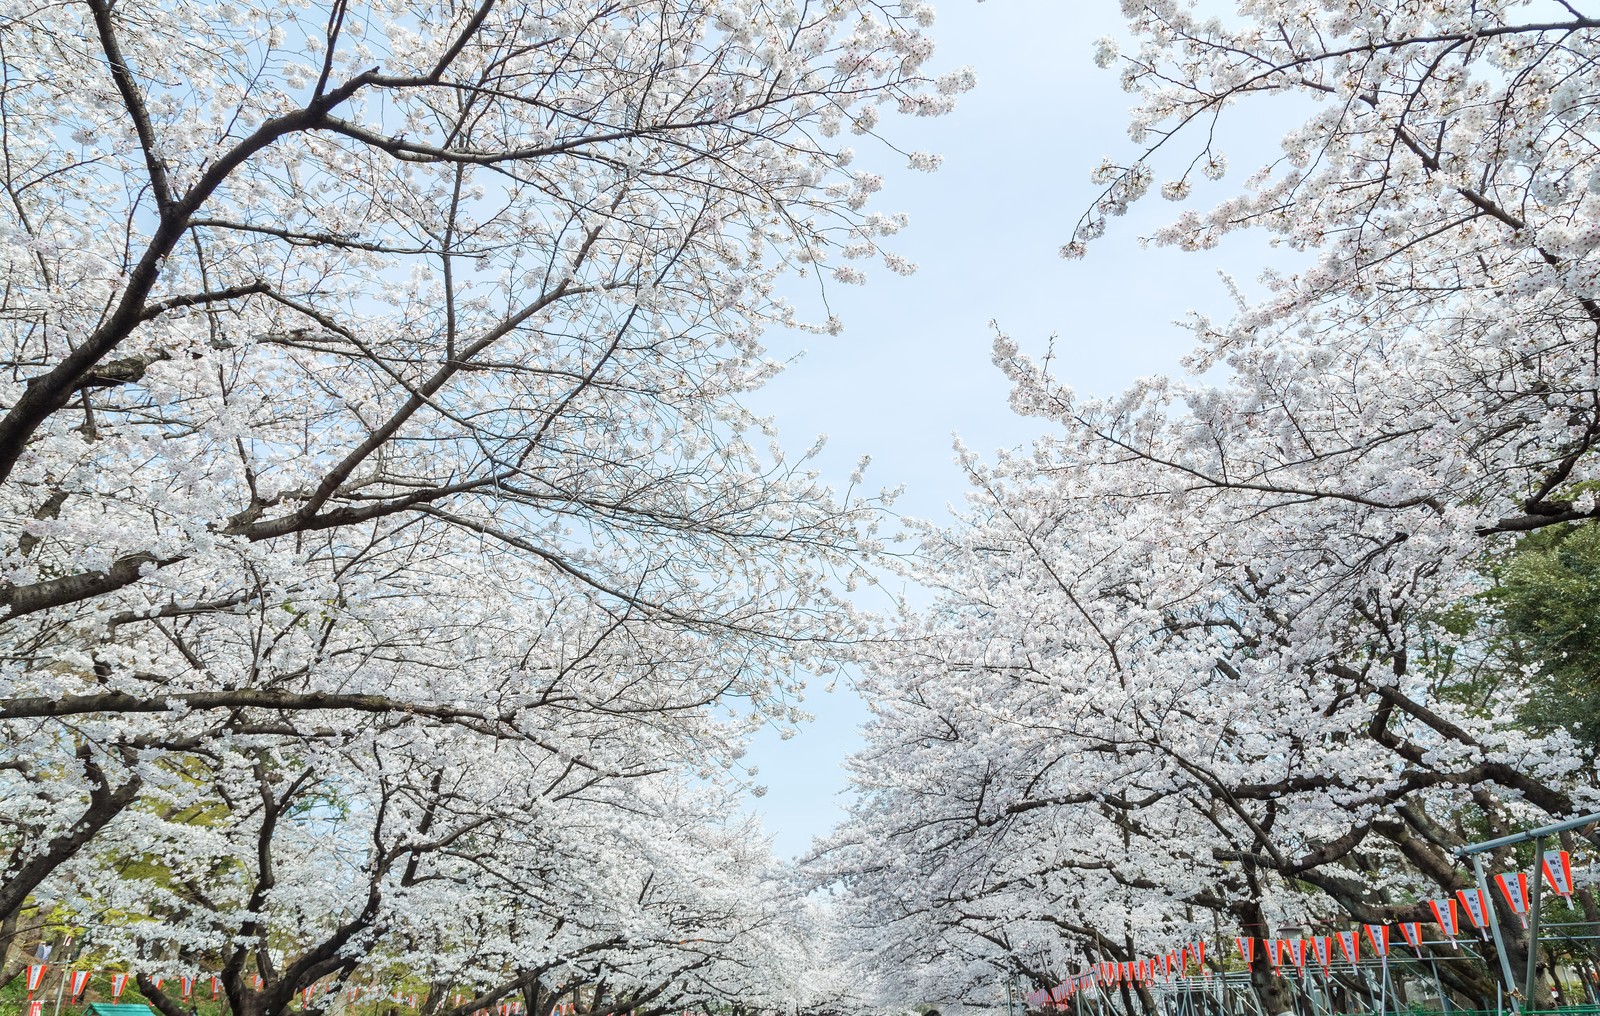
xmin=0 ymin=0 xmax=963 ymax=1013
xmin=811 ymin=2 xmax=1600 ymax=1013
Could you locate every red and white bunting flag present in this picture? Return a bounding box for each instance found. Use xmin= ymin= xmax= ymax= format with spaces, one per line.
xmin=1428 ymin=899 xmax=1459 ymax=946
xmin=212 ymin=976 xmax=221 ymax=1000
xmin=1311 ymin=937 xmax=1332 ymax=972
xmin=1398 ymin=922 xmax=1425 ymax=951
xmin=1365 ymin=925 xmax=1391 ymax=958
xmin=1193 ymin=941 xmax=1207 ymax=971
xmin=1267 ymin=940 xmax=1283 ymax=971
xmin=302 ymin=987 xmax=313 ymax=1005
xmin=456 ymin=994 xmax=464 ymax=1006
xmin=26 ymin=964 xmax=49 ymax=994
xmin=112 ymin=974 xmax=129 ymax=1001
xmin=512 ymin=1001 xmax=522 ymax=1014
xmin=1121 ymin=962 xmax=1131 ymax=983
xmin=153 ymin=977 xmax=164 ymax=991
xmin=1237 ymin=937 xmax=1255 ymax=968
xmin=181 ymin=976 xmax=195 ymax=1001
xmin=1456 ymin=888 xmax=1492 ymax=939
xmin=1337 ymin=930 xmax=1360 ymax=969
xmin=409 ymin=995 xmax=418 ymax=1008
xmin=1543 ymin=851 xmax=1575 ymax=901
xmin=70 ymin=971 xmax=91 ymax=1002
xmin=1287 ymin=939 xmax=1307 ymax=970
xmin=1496 ymin=872 xmax=1532 ymax=929
xmin=28 ymin=1001 xmax=43 ymax=1016
xmin=254 ymin=974 xmax=264 ymax=991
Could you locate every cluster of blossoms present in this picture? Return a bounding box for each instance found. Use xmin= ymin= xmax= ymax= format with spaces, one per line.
xmin=813 ymin=2 xmax=1600 ymax=1012
xmin=0 ymin=0 xmax=963 ymax=1013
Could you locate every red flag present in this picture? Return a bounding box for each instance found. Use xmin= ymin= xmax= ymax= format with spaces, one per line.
xmin=1495 ymin=872 xmax=1532 ymax=929
xmin=28 ymin=1001 xmax=43 ymax=1016
xmin=25 ymin=964 xmax=49 ymax=994
xmin=1365 ymin=925 xmax=1391 ymax=957
xmin=181 ymin=976 xmax=195 ymax=1002
xmin=70 ymin=971 xmax=91 ymax=1003
xmin=1428 ymin=899 xmax=1459 ymax=946
xmin=1236 ymin=937 xmax=1255 ymax=968
xmin=111 ymin=974 xmax=129 ymax=1001
xmin=1456 ymin=888 xmax=1491 ymax=939
xmin=1337 ymin=930 xmax=1360 ymax=969
xmin=1543 ymin=851 xmax=1575 ymax=900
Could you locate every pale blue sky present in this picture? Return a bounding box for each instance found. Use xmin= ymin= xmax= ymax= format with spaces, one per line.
xmin=742 ymin=0 xmax=1290 ymax=861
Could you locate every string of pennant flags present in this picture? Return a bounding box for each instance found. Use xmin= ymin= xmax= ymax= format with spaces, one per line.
xmin=1025 ymin=851 xmax=1580 ymax=1009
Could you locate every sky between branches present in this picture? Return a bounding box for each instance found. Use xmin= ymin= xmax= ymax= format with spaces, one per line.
xmin=740 ymin=0 xmax=1301 ymax=861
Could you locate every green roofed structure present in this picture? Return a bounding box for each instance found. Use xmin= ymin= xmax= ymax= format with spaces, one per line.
xmin=87 ymin=1004 xmax=158 ymax=1016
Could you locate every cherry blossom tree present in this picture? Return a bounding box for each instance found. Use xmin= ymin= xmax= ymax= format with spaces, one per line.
xmin=814 ymin=2 xmax=1600 ymax=1012
xmin=0 ymin=0 xmax=970 ymax=1006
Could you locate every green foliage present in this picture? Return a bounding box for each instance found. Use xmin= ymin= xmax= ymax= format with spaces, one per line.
xmin=1489 ymin=521 xmax=1600 ymax=751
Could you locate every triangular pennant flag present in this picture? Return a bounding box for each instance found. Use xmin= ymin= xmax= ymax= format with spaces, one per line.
xmin=111 ymin=974 xmax=129 ymax=1001
xmin=28 ymin=1001 xmax=43 ymax=1016
xmin=1236 ymin=937 xmax=1255 ymax=968
xmin=181 ymin=976 xmax=195 ymax=1002
xmin=1398 ymin=922 xmax=1425 ymax=951
xmin=26 ymin=965 xmax=49 ymax=994
xmin=1193 ymin=940 xmax=1207 ymax=972
xmin=70 ymin=971 xmax=91 ymax=1003
xmin=1365 ymin=924 xmax=1391 ymax=957
xmin=1496 ymin=872 xmax=1532 ymax=929
xmin=1311 ymin=936 xmax=1332 ymax=973
xmin=1428 ymin=899 xmax=1460 ymax=947
xmin=152 ymin=977 xmax=164 ymax=991
xmin=1456 ymin=888 xmax=1492 ymax=940
xmin=1543 ymin=851 xmax=1575 ymax=901
xmin=211 ymin=976 xmax=221 ymax=1000
xmin=1287 ymin=939 xmax=1307 ymax=970
xmin=1267 ymin=940 xmax=1284 ymax=971
xmin=255 ymin=974 xmax=264 ymax=990
xmin=1337 ymin=930 xmax=1360 ymax=969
